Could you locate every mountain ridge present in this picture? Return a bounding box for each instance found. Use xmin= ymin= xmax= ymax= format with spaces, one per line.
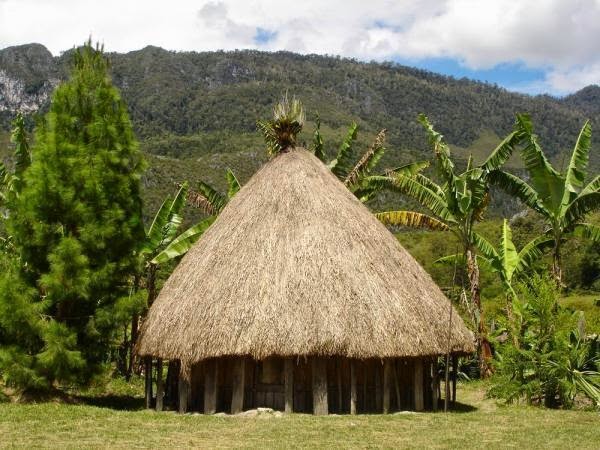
xmin=1 ymin=43 xmax=599 ymax=219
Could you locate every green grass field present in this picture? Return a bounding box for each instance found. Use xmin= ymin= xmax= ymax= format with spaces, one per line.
xmin=1 ymin=381 xmax=599 ymax=449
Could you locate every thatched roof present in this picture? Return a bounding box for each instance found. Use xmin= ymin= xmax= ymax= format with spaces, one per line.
xmin=137 ymin=148 xmax=475 ymax=363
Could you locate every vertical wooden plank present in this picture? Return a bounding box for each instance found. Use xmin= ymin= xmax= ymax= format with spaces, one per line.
xmin=383 ymin=359 xmax=392 ymax=413
xmin=155 ymin=358 xmax=164 ymax=412
xmin=393 ymin=359 xmax=401 ymax=411
xmin=363 ymin=362 xmax=368 ymax=412
xmin=413 ymin=359 xmax=424 ymax=411
xmin=231 ymin=358 xmax=245 ymax=414
xmin=284 ymin=358 xmax=294 ymax=413
xmin=452 ymin=355 xmax=458 ymax=406
xmin=336 ymin=359 xmax=343 ymax=413
xmin=204 ymin=359 xmax=217 ymax=414
xmin=350 ymin=360 xmax=357 ymax=415
xmin=144 ymin=356 xmax=153 ymax=409
xmin=312 ymin=357 xmax=328 ymax=415
xmin=431 ymin=360 xmax=439 ymax=412
xmin=375 ymin=363 xmax=382 ymax=412
xmin=178 ymin=362 xmax=191 ymax=414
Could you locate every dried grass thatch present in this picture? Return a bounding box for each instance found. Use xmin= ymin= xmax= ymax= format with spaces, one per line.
xmin=137 ymin=148 xmax=475 ymax=363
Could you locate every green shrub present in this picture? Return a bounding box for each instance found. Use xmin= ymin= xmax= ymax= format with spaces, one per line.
xmin=489 ymin=274 xmax=600 ymax=408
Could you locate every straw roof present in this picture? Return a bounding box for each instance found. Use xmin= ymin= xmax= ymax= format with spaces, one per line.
xmin=137 ymin=148 xmax=475 ymax=363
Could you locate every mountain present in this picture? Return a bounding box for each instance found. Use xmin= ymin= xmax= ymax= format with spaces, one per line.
xmin=1 ymin=43 xmax=599 ymax=220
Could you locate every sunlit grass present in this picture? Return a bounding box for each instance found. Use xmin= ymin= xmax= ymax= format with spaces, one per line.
xmin=1 ymin=381 xmax=599 ymax=449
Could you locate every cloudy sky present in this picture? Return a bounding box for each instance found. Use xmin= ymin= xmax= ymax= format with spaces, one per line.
xmin=0 ymin=0 xmax=598 ymax=96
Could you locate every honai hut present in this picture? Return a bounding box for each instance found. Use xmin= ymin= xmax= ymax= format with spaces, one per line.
xmin=136 ymin=143 xmax=474 ymax=415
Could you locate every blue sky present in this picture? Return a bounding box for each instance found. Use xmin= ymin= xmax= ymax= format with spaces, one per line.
xmin=392 ymin=58 xmax=549 ymax=95
xmin=1 ymin=0 xmax=599 ymax=96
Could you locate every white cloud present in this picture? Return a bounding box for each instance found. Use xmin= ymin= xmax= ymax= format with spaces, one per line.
xmin=0 ymin=0 xmax=599 ymax=94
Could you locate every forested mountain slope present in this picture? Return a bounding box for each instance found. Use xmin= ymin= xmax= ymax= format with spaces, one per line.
xmin=1 ymin=43 xmax=599 ymax=218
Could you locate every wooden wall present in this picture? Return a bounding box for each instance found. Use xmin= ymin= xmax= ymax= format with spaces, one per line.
xmin=174 ymin=355 xmax=440 ymax=414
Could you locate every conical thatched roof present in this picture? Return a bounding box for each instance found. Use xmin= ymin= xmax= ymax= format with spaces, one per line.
xmin=137 ymin=148 xmax=474 ymax=363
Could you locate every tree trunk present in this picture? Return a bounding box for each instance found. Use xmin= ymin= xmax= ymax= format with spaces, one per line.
xmin=466 ymin=246 xmax=493 ymax=378
xmin=126 ymin=274 xmax=141 ymax=381
xmin=147 ymin=264 xmax=158 ymax=307
xmin=127 ymin=313 xmax=139 ymax=380
xmin=552 ymin=240 xmax=562 ymax=287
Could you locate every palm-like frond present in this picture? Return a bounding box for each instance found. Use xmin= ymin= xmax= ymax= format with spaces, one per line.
xmin=226 ymin=169 xmax=240 ymax=199
xmin=564 ymin=192 xmax=600 ymax=224
xmin=258 ymin=95 xmax=305 ymax=156
xmin=312 ymin=115 xmax=326 ymax=162
xmin=143 ymin=183 xmax=188 ymax=254
xmin=434 ymin=253 xmax=465 ymax=265
xmin=514 ymin=235 xmax=554 ymax=276
xmin=387 ymin=175 xmax=456 ymax=222
xmin=151 ymin=216 xmax=216 ymax=265
xmin=562 ymin=121 xmax=592 ymax=206
xmin=344 ymin=129 xmax=386 ymax=187
xmin=516 ymin=115 xmax=564 ymax=211
xmin=488 ymin=170 xmax=547 ymax=216
xmin=498 ymin=219 xmax=519 ymax=281
xmin=329 ymin=122 xmax=358 ymax=180
xmin=188 ymin=181 xmax=227 ymax=216
xmin=580 ymin=175 xmax=600 ymax=196
xmin=480 ymin=128 xmax=522 ymax=172
xmin=473 ymin=232 xmax=500 ymax=262
xmin=375 ymin=211 xmax=449 ymax=231
xmin=571 ymin=223 xmax=600 ymax=243
xmin=418 ymin=114 xmax=456 ymax=186
xmin=385 ymin=161 xmax=431 ymax=179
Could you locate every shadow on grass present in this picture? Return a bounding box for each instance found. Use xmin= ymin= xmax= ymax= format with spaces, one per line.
xmin=446 ymin=401 xmax=478 ymax=413
xmin=74 ymin=394 xmax=145 ymax=411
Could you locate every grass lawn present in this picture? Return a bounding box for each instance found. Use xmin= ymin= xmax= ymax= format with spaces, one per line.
xmin=1 ymin=381 xmax=599 ymax=449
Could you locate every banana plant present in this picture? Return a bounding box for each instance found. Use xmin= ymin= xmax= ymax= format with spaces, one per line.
xmin=437 ymin=220 xmax=553 ymax=326
xmin=489 ymin=115 xmax=600 ymax=285
xmin=312 ymin=117 xmax=428 ymax=203
xmin=368 ymin=114 xmax=524 ymax=377
xmin=127 ymin=183 xmax=217 ymax=378
xmin=185 ymin=168 xmax=241 ymax=216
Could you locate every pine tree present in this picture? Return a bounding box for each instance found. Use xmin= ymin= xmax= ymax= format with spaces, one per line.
xmin=1 ymin=41 xmax=145 ymax=387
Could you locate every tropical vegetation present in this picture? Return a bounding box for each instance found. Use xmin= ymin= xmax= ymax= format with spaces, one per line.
xmin=0 ymin=42 xmax=598 ymax=415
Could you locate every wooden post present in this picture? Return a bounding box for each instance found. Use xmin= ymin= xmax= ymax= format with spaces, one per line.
xmin=178 ymin=363 xmax=191 ymax=413
xmin=431 ymin=360 xmax=438 ymax=412
xmin=231 ymin=358 xmax=245 ymax=414
xmin=312 ymin=357 xmax=328 ymax=415
xmin=144 ymin=356 xmax=153 ymax=409
xmin=383 ymin=359 xmax=392 ymax=413
xmin=337 ymin=359 xmax=343 ymax=413
xmin=284 ymin=358 xmax=294 ymax=413
xmin=204 ymin=359 xmax=217 ymax=414
xmin=393 ymin=360 xmax=401 ymax=410
xmin=452 ymin=355 xmax=458 ymax=406
xmin=350 ymin=360 xmax=357 ymax=415
xmin=375 ymin=363 xmax=382 ymax=412
xmin=156 ymin=358 xmax=164 ymax=412
xmin=413 ymin=359 xmax=424 ymax=411
xmin=363 ymin=363 xmax=368 ymax=412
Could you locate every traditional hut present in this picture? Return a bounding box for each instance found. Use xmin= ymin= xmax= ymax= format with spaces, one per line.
xmin=136 ymin=147 xmax=474 ymax=415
